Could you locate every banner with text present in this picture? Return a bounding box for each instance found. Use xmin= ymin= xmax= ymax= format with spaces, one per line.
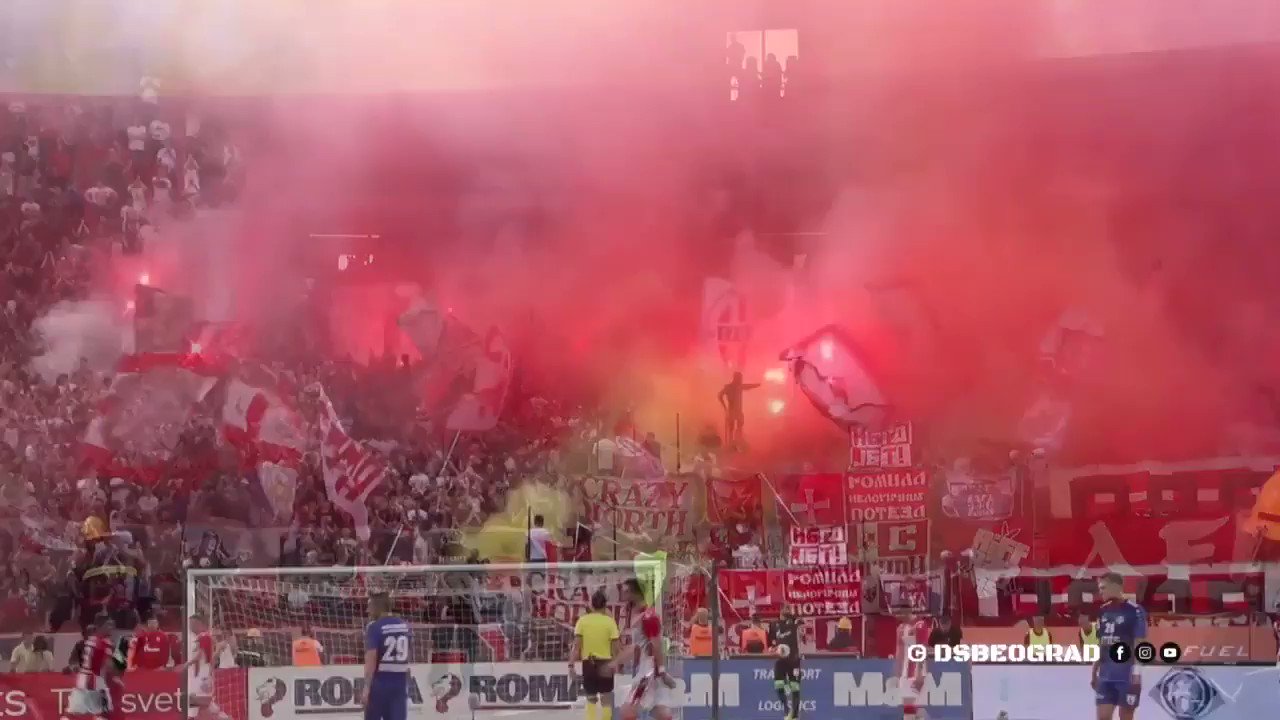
xmin=783 ymin=567 xmax=862 ymax=616
xmin=721 ymin=568 xmax=861 ymax=619
xmin=683 ymin=658 xmax=970 ymax=720
xmin=572 ymin=475 xmax=699 ymax=558
xmin=789 ymin=526 xmax=849 ymax=566
xmin=963 ymin=620 xmax=1278 ymax=663
xmin=249 ymin=662 xmax=600 ymax=720
xmin=0 ymin=669 xmax=245 ymax=720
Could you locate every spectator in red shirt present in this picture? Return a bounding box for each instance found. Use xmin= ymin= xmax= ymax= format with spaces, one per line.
xmin=128 ymin=616 xmax=173 ymax=670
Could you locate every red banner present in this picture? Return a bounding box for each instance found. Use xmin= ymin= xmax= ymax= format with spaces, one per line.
xmin=848 ymin=519 xmax=931 ymax=578
xmin=0 ymin=669 xmax=246 ymax=720
xmin=706 ymin=475 xmax=765 ymax=525
xmin=721 ymin=569 xmax=861 ymax=619
xmin=1055 ymin=459 xmax=1273 ymax=520
xmin=720 ymin=568 xmax=784 ymax=620
xmin=1043 ymin=516 xmax=1259 ymax=570
xmin=846 ymin=469 xmax=928 ymax=523
xmin=783 ymin=567 xmax=861 ymax=616
xmin=705 ymin=475 xmax=766 ymax=563
xmin=775 ymin=474 xmax=846 ymax=527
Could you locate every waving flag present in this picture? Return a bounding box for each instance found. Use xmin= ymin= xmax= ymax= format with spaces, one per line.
xmin=81 ymin=352 xmax=219 ymax=484
xmin=222 ymin=372 xmax=305 ymax=523
xmin=313 ymin=385 xmax=387 ymax=540
xmin=701 ymin=277 xmax=750 ymax=370
xmin=400 ymin=300 xmax=484 ymax=413
xmin=781 ymin=325 xmax=890 ymax=431
xmin=614 ymin=436 xmax=666 ymax=479
xmin=446 ymin=327 xmax=512 ymax=432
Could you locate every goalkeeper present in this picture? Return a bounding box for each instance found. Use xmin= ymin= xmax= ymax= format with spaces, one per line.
xmin=768 ymin=605 xmax=802 ymax=720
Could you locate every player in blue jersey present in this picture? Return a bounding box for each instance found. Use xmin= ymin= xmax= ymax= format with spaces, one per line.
xmin=362 ymin=592 xmax=412 ymax=720
xmin=1092 ymin=572 xmax=1147 ymax=720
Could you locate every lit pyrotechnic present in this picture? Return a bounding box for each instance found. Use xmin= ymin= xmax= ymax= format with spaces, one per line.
xmin=763 ymin=367 xmax=788 ymax=384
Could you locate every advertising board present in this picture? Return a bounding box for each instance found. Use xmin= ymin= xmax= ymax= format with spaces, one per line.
xmin=973 ymin=664 xmax=1280 ymax=720
xmin=682 ymin=658 xmax=970 ymax=720
xmin=0 ymin=669 xmax=245 ymax=720
xmin=249 ymin=662 xmax=592 ymax=720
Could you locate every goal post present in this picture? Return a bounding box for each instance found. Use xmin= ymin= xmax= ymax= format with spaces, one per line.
xmin=185 ymin=558 xmax=709 ymax=720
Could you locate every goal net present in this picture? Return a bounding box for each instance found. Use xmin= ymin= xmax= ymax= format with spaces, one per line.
xmin=186 ymin=559 xmax=705 ymax=720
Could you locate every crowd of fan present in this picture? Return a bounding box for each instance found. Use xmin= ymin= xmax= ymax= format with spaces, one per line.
xmin=0 ymin=95 xmax=737 ymax=647
xmin=0 ymin=94 xmax=247 ymax=637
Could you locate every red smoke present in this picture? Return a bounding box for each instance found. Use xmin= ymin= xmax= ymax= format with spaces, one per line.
xmin=48 ymin=0 xmax=1280 ymax=467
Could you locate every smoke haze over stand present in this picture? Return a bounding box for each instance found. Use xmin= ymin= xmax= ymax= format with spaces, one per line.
xmin=13 ymin=1 xmax=1280 ymax=467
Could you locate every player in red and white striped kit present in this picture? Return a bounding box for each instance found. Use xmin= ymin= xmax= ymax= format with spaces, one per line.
xmin=179 ymin=616 xmax=230 ymax=720
xmin=617 ymin=578 xmax=678 ymax=720
xmin=68 ymin=617 xmax=123 ymax=719
xmin=893 ymin=610 xmax=932 ymax=720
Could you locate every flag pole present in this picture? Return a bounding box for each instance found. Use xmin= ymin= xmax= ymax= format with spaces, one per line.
xmin=383 ymin=524 xmax=404 ymax=565
xmin=435 ymin=430 xmax=462 ymax=483
xmin=675 ymin=412 xmax=682 ymax=474
xmin=758 ymin=472 xmax=799 ymax=527
xmin=848 ymin=427 xmax=856 ymax=470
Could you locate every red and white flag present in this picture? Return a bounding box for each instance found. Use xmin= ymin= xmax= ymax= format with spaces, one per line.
xmin=313 ymin=385 xmax=387 ymax=540
xmin=781 ymin=325 xmax=890 ymax=431
xmin=445 ymin=327 xmax=512 ymax=432
xmin=222 ymin=372 xmax=305 ymax=523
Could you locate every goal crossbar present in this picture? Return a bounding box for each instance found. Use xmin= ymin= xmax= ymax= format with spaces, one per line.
xmin=184 ymin=558 xmax=662 ymax=579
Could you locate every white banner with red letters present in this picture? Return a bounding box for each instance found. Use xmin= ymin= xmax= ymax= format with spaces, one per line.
xmin=789 ymin=525 xmax=849 ymax=566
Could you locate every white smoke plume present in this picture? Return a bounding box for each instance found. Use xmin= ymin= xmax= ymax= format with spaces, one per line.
xmin=29 ymin=300 xmax=129 ymax=383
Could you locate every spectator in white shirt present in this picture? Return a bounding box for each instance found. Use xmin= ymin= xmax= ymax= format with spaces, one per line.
xmin=412 ymin=527 xmax=433 ymax=565
xmin=733 ymin=536 xmax=764 ymax=569
xmin=526 ymin=514 xmax=552 ymax=562
xmin=150 ymin=119 xmax=171 ymax=143
xmin=8 ymin=633 xmax=53 ymax=673
xmin=592 ymin=436 xmax=616 ymax=474
xmin=85 ymin=182 xmax=117 ymax=208
xmin=127 ymin=121 xmax=148 ymax=166
xmin=156 ymin=143 xmax=177 ymax=174
xmin=137 ymin=491 xmax=160 ymax=517
xmin=409 ymin=472 xmax=431 ymax=495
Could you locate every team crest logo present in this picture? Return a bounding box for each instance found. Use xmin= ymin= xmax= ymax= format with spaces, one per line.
xmin=1150 ymin=668 xmax=1223 ymax=720
xmin=703 ymin=279 xmax=749 ymax=370
xmin=430 ymin=673 xmax=463 ymax=712
xmin=255 ymin=678 xmax=287 ymax=717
